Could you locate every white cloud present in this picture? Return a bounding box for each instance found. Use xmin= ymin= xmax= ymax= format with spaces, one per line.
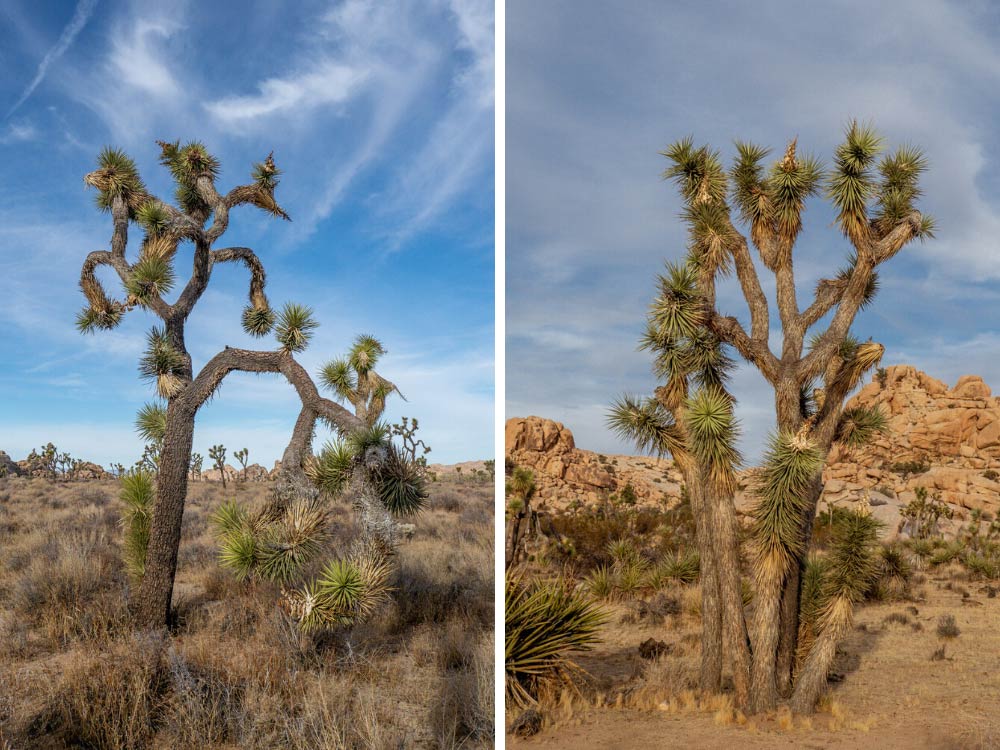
xmin=206 ymin=61 xmax=367 ymax=123
xmin=109 ymin=18 xmax=181 ymax=97
xmin=0 ymin=122 xmax=37 ymax=143
xmin=7 ymin=0 xmax=98 ymax=115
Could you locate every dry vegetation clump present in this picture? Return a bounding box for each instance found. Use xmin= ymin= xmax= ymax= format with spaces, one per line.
xmin=0 ymin=474 xmax=493 ymax=748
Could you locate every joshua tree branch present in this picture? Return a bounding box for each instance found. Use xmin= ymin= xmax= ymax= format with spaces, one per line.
xmin=173 ymin=238 xmax=213 ymax=318
xmin=710 ymin=312 xmax=779 ymax=383
xmin=729 ymin=232 xmax=771 ymax=348
xmin=211 ymin=246 xmax=269 ymax=309
xmin=181 ymin=347 xmax=364 ymax=436
xmin=801 ymin=277 xmax=847 ymax=329
xmin=871 ymin=211 xmax=923 ymax=265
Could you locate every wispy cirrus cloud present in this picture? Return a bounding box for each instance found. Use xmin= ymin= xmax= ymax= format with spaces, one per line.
xmin=7 ymin=0 xmax=99 ymax=116
xmin=0 ymin=0 xmax=493 ymax=466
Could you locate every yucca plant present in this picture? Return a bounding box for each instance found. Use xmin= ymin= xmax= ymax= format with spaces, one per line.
xmin=505 ymin=575 xmax=606 ymax=709
xmin=649 ymin=550 xmax=700 ymax=587
xmin=287 ymin=548 xmax=393 ymax=631
xmin=583 ymin=564 xmax=616 ymax=599
xmin=212 ymin=497 xmax=330 ymax=583
xmin=119 ymin=470 xmax=155 ymax=582
xmin=870 ymin=543 xmax=912 ymax=600
xmin=74 ymin=139 xmax=406 ymax=629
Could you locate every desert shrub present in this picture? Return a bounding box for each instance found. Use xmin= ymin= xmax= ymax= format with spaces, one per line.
xmin=900 ymin=486 xmax=952 ymax=539
xmin=868 ymin=543 xmax=912 ymax=600
xmin=505 ymin=575 xmax=605 ymax=710
xmin=891 ymin=460 xmax=930 ymax=479
xmin=647 ymin=550 xmax=700 ymax=587
xmin=26 ymin=634 xmax=169 ymax=750
xmin=936 ymin=614 xmax=960 ymax=639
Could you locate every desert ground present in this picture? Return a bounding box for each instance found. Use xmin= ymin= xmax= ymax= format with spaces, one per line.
xmin=0 ymin=471 xmax=493 ymax=749
xmin=508 ymin=573 xmax=1000 ymax=749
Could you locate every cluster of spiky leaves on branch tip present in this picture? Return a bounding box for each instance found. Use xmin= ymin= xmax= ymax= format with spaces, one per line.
xmin=607 ymin=121 xmax=927 ymax=714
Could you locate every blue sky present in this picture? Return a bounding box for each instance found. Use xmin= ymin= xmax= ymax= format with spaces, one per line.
xmin=507 ymin=0 xmax=1000 ymax=463
xmin=0 ymin=0 xmax=493 ymax=467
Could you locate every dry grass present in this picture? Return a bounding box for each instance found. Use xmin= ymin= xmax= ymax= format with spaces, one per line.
xmin=0 ymin=474 xmax=494 ymax=749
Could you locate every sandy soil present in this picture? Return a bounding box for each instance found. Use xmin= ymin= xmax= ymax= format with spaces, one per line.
xmin=509 ymin=577 xmax=1000 ymax=750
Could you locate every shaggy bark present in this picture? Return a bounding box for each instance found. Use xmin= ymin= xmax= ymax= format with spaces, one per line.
xmin=687 ymin=475 xmax=724 ymax=692
xmin=704 ymin=473 xmax=751 ymax=710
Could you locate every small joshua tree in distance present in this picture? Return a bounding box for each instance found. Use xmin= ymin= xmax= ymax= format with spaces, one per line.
xmin=209 ymin=444 xmax=228 ymax=489
xmin=234 ymin=447 xmax=249 ymax=482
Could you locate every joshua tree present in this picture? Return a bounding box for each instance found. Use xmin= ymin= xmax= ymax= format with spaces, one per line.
xmin=75 ymin=141 xmax=397 ymax=629
xmin=391 ymin=416 xmax=432 ymax=468
xmin=505 ymin=467 xmax=537 ymax=569
xmin=612 ymin=121 xmax=916 ymax=713
xmin=320 ymin=335 xmax=401 ymax=426
xmin=657 ymin=122 xmax=927 ymax=710
xmin=209 ymin=444 xmax=228 ymax=489
xmin=234 ymin=447 xmax=250 ymax=482
xmin=190 ymin=452 xmax=203 ymax=481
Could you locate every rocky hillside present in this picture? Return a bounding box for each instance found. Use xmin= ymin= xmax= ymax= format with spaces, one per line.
xmin=506 ymin=365 xmax=1000 ymax=535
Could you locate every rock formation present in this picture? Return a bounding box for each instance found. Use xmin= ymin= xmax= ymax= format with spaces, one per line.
xmin=505 ymin=416 xmax=683 ymax=508
xmin=506 ymin=366 xmax=1000 ymax=536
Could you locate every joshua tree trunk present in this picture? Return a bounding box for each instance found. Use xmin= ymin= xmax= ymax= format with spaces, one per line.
xmin=705 ymin=474 xmax=751 ymax=709
xmin=686 ymin=475 xmax=724 ymax=691
xmin=748 ymin=568 xmax=784 ymax=713
xmin=775 ymin=475 xmax=824 ymax=694
xmin=789 ymin=598 xmax=849 ymax=713
xmin=132 ymin=401 xmax=194 ymax=627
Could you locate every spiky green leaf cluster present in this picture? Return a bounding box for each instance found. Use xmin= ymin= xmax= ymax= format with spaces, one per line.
xmin=135 ymin=200 xmax=170 ymax=235
xmin=241 ymin=305 xmax=275 ymax=337
xmin=731 ymin=141 xmax=772 ymax=229
xmin=873 ymin=145 xmax=928 ymax=235
xmin=135 ymin=402 xmax=167 ymax=444
xmin=822 ymin=510 xmax=882 ymax=605
xmin=139 ymin=327 xmax=186 ymax=398
xmin=505 ymin=575 xmax=607 ymax=709
xmin=212 ymin=498 xmax=330 ymax=583
xmin=645 ymin=262 xmax=705 ymax=342
xmin=89 ymin=147 xmax=147 ymax=212
xmin=835 ymin=405 xmax=888 ymax=448
xmin=309 ymin=440 xmax=356 ymax=497
xmin=661 ymin=137 xmax=728 ymax=206
xmin=827 ymin=120 xmax=883 ymax=243
xmin=750 ymin=431 xmax=824 ymax=576
xmin=349 ymin=334 xmax=385 ymax=372
xmin=119 ymin=470 xmax=155 ymax=581
xmin=126 ymin=256 xmax=176 ymax=304
xmin=506 ymin=467 xmax=536 ymax=503
xmin=275 ymin=302 xmax=318 ymax=352
xmin=252 ymin=154 xmax=281 ymax=189
xmin=76 ymin=305 xmax=125 ymax=333
xmin=770 ymin=147 xmax=823 ymax=233
xmin=291 ymin=550 xmax=393 ymax=631
xmin=157 ymin=140 xmax=220 ymax=213
xmin=683 ymin=387 xmax=741 ymax=492
xmin=371 ymin=443 xmax=428 ymax=515
xmin=310 ymin=426 xmax=426 ymax=515
xmin=319 ymin=359 xmax=356 ymax=400
xmin=606 ymin=394 xmax=684 ymax=458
